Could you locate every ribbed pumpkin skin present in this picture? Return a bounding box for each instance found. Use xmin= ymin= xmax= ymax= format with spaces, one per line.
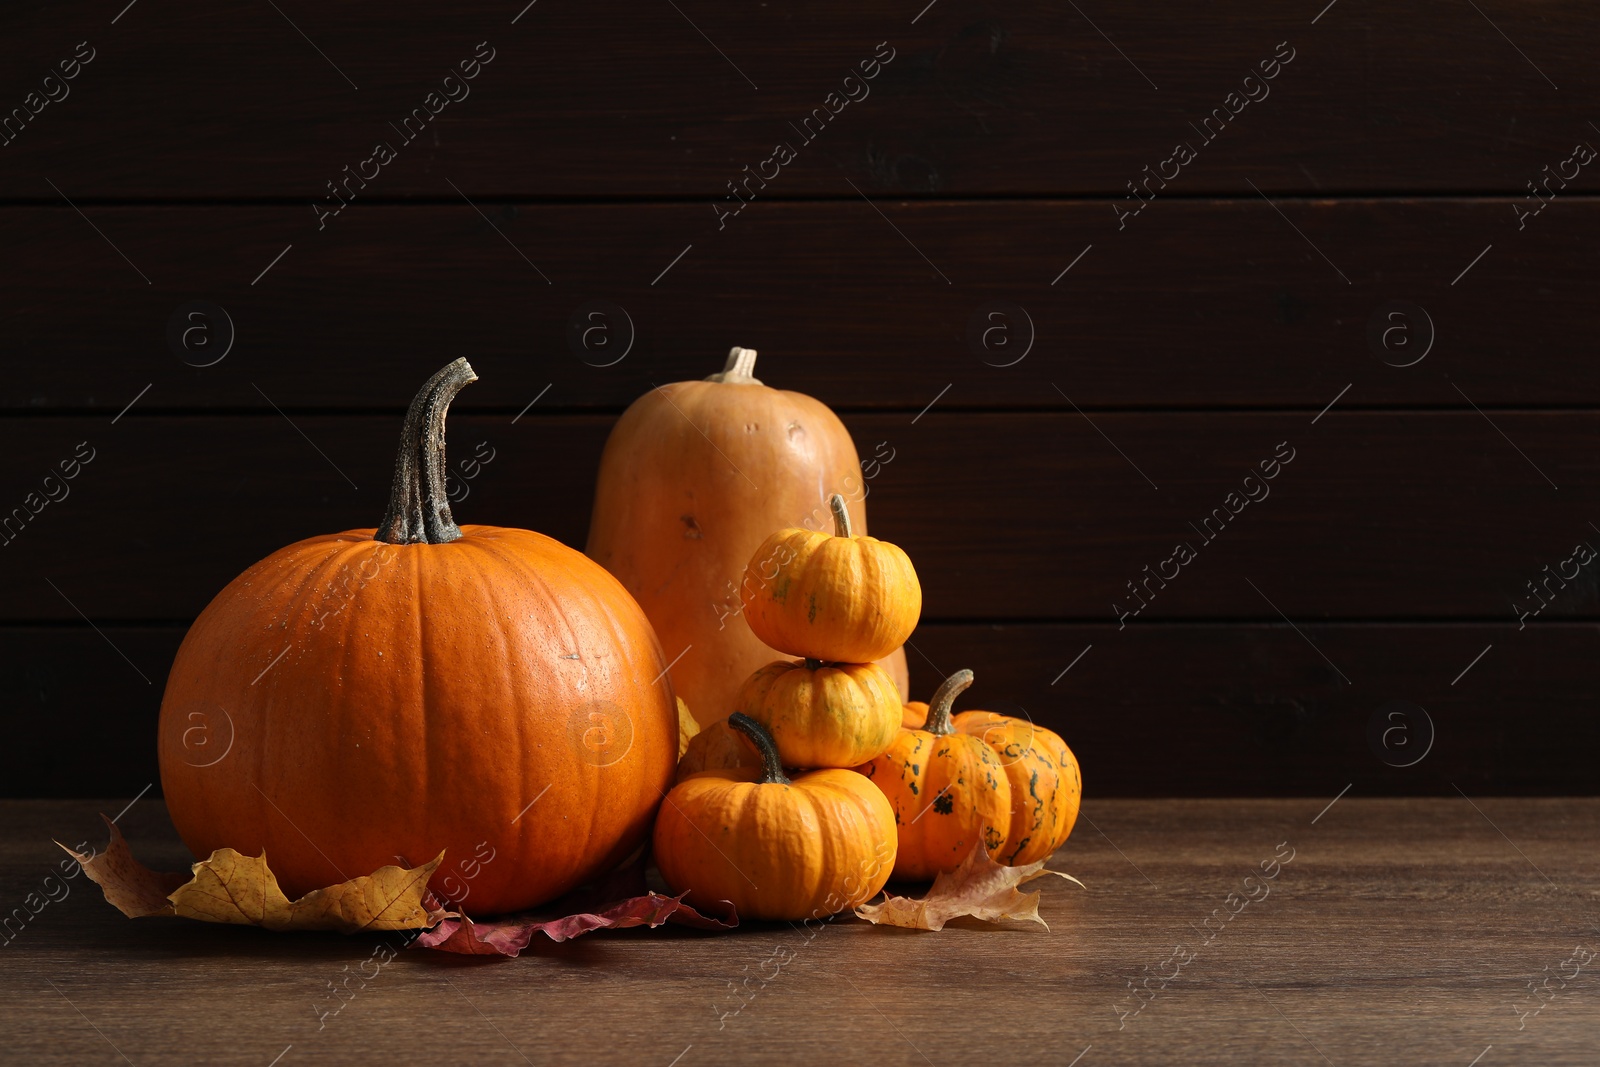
xmin=738 ymin=660 xmax=902 ymax=769
xmin=901 ymin=700 xmax=929 ymax=730
xmin=585 ymin=374 xmax=909 ymax=727
xmin=858 ymin=731 xmax=1012 ymax=881
xmin=674 ymin=718 xmax=761 ymax=784
xmin=654 ymin=767 xmax=896 ymax=921
xmin=953 ymin=712 xmax=1082 ymax=866
xmin=740 ymin=526 xmax=920 ymax=664
xmin=157 ymin=524 xmax=677 ymax=915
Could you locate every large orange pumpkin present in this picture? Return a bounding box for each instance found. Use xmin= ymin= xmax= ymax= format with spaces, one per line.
xmin=586 ymin=347 xmax=908 ymax=728
xmin=158 ymin=359 xmax=677 ymax=915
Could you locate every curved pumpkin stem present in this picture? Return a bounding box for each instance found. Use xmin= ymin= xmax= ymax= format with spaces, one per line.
xmin=829 ymin=493 xmax=852 ymax=538
xmin=375 ymin=358 xmax=477 ymax=545
xmin=705 ymin=346 xmax=762 ymax=385
xmin=922 ymin=669 xmax=974 ymax=736
xmin=727 ymin=713 xmax=790 ymax=785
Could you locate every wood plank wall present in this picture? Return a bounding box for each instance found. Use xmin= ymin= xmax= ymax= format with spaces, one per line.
xmin=2 ymin=1 xmax=1595 ymax=797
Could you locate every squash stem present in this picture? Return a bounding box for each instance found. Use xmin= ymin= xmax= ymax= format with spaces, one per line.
xmin=705 ymin=346 xmax=762 ymax=384
xmin=922 ymin=669 xmax=974 ymax=736
xmin=374 ymin=358 xmax=477 ymax=545
xmin=727 ymin=713 xmax=790 ymax=785
xmin=829 ymin=493 xmax=852 ymax=538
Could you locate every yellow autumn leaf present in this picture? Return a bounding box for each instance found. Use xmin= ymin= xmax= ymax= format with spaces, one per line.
xmin=170 ymin=847 xmax=446 ymax=932
xmin=677 ymin=696 xmax=700 ymax=759
xmin=64 ymin=815 xmax=451 ymax=934
xmin=855 ymin=841 xmax=1084 ymax=931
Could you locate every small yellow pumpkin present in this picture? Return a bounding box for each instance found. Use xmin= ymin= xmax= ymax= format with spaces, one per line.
xmin=738 ymin=658 xmax=902 ymax=768
xmin=952 ymin=708 xmax=1082 ymax=866
xmin=654 ymin=713 xmax=897 ymax=921
xmin=741 ymin=494 xmax=921 ymax=664
xmin=857 ymin=669 xmax=1011 ymax=880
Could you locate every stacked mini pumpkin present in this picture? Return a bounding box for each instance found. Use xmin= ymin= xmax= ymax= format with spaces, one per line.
xmin=654 ymin=495 xmax=920 ymax=920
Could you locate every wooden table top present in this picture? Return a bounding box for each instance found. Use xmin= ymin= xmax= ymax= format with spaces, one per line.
xmin=4 ymin=796 xmax=1596 ymax=1066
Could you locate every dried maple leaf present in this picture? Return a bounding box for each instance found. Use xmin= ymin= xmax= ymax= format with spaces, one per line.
xmin=677 ymin=696 xmax=700 ymax=758
xmin=58 ymin=817 xmax=185 ymax=918
xmin=171 ymin=848 xmax=447 ymax=932
xmin=855 ymin=842 xmax=1084 ymax=932
xmin=63 ymin=814 xmax=451 ymax=934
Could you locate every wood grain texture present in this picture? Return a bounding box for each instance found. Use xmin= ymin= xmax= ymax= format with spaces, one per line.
xmin=0 ymin=200 xmax=1595 ymax=412
xmin=1 ymin=0 xmax=1594 ymax=807
xmin=3 ymin=798 xmax=1596 ymax=1065
xmin=4 ymin=622 xmax=1594 ymax=798
xmin=1 ymin=411 xmax=1595 ymax=622
xmin=0 ymin=1 xmax=1592 ymax=197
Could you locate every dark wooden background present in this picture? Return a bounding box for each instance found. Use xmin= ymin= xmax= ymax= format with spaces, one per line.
xmin=2 ymin=0 xmax=1596 ymax=797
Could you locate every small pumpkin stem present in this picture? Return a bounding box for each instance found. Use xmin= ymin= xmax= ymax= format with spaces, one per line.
xmin=705 ymin=346 xmax=763 ymax=385
xmin=375 ymin=358 xmax=477 ymax=545
xmin=829 ymin=494 xmax=852 ymax=538
xmin=727 ymin=713 xmax=790 ymax=785
xmin=803 ymin=657 xmax=825 ymax=671
xmin=923 ymin=669 xmax=974 ymax=736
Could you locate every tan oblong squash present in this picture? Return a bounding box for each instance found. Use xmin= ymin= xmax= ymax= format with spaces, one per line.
xmin=654 ymin=714 xmax=897 ymax=921
xmin=585 ymin=347 xmax=909 ymax=727
xmin=741 ymin=495 xmax=922 ymax=664
xmin=157 ymin=360 xmax=678 ymax=916
xmin=737 ymin=658 xmax=902 ymax=769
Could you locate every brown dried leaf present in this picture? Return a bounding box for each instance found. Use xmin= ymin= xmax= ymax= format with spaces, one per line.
xmin=64 ymin=815 xmax=451 ymax=934
xmin=415 ymin=850 xmax=737 ymax=956
xmin=417 ymin=890 xmax=737 ymax=956
xmin=855 ymin=842 xmax=1084 ymax=932
xmin=677 ymin=696 xmax=700 ymax=758
xmin=60 ymin=816 xmax=185 ymax=918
